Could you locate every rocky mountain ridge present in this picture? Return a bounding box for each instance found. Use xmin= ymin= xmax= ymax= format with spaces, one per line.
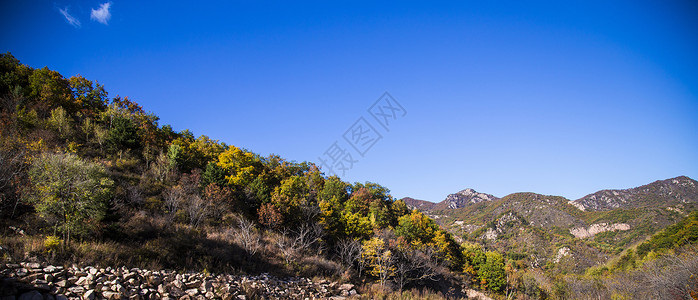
xmin=401 ymin=176 xmax=698 ymax=274
xmin=403 ymin=188 xmax=498 ymax=211
xmin=402 ymin=176 xmax=698 ymax=213
xmin=572 ymin=176 xmax=698 ymax=211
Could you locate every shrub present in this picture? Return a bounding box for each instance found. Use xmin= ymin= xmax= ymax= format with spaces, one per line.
xmin=44 ymin=235 xmax=61 ymax=253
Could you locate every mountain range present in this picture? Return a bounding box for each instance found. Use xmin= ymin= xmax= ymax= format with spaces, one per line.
xmin=402 ymin=176 xmax=698 ymax=273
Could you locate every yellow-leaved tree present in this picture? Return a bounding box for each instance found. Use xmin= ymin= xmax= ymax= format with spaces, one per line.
xmin=362 ymin=237 xmax=395 ymax=286
xmin=217 ymin=145 xmax=261 ymax=187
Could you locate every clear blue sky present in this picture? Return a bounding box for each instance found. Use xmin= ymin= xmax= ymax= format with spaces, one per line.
xmin=2 ymin=1 xmax=697 ymax=202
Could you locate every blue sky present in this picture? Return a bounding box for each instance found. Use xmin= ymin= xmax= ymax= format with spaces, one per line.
xmin=2 ymin=1 xmax=697 ymax=202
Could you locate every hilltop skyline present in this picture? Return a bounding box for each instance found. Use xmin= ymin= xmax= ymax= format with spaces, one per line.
xmin=2 ymin=1 xmax=697 ymax=201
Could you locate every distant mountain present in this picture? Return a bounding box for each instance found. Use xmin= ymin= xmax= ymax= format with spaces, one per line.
xmin=572 ymin=176 xmax=698 ymax=211
xmin=404 ymin=176 xmax=698 ymax=273
xmin=401 ymin=188 xmax=498 ymax=211
xmin=402 ymin=197 xmax=436 ymax=211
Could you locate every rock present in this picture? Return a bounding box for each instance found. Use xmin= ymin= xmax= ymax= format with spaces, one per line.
xmin=102 ymin=291 xmax=120 ymax=300
xmin=56 ymin=280 xmax=69 ymax=288
xmin=17 ymin=291 xmax=42 ymax=300
xmin=75 ymin=277 xmax=89 ymax=286
xmin=24 ymin=263 xmax=41 ymax=269
xmin=173 ymin=280 xmax=184 ymax=289
xmin=147 ymin=275 xmax=162 ymax=286
xmin=185 ymin=280 xmax=201 ymax=289
xmin=82 ymin=290 xmax=96 ymax=300
xmin=338 ymin=283 xmax=353 ymax=290
xmin=185 ymin=289 xmax=199 ymax=297
xmin=68 ymin=286 xmax=85 ymax=294
xmin=202 ymin=280 xmax=214 ymax=292
xmin=43 ymin=266 xmax=57 ymax=273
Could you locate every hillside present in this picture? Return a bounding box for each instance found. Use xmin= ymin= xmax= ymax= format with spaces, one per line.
xmin=403 ymin=176 xmax=698 ymax=273
xmin=0 ymin=53 xmax=479 ymax=299
xmin=573 ymin=176 xmax=698 ymax=211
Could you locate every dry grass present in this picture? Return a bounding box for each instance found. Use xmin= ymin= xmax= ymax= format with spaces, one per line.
xmin=358 ymin=283 xmax=451 ymax=300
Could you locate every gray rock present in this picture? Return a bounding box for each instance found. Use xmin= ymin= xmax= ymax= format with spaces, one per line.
xmin=68 ymin=286 xmax=85 ymax=294
xmin=82 ymin=290 xmax=96 ymax=300
xmin=173 ymin=280 xmax=184 ymax=289
xmin=185 ymin=280 xmax=201 ymax=289
xmin=25 ymin=262 xmax=41 ymax=269
xmin=185 ymin=288 xmax=199 ymax=297
xmin=102 ymin=291 xmax=120 ymax=300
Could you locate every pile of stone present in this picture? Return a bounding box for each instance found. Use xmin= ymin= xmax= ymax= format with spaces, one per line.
xmin=0 ymin=262 xmax=358 ymax=300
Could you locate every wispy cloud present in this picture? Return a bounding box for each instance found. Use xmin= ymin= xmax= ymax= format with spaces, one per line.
xmin=90 ymin=2 xmax=112 ymax=25
xmin=59 ymin=7 xmax=81 ymax=28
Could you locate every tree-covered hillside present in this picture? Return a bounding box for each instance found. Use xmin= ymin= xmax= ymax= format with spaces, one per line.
xmin=0 ymin=53 xmax=504 ymax=298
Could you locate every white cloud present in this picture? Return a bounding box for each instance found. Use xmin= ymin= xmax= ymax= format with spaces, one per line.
xmin=59 ymin=7 xmax=81 ymax=28
xmin=90 ymin=2 xmax=112 ymax=25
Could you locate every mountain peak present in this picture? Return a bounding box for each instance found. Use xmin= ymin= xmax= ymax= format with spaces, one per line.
xmin=442 ymin=188 xmax=498 ymax=209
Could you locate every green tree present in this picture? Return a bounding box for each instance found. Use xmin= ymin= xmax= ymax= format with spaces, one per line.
xmin=107 ymin=116 xmax=140 ymax=152
xmin=479 ymin=251 xmax=506 ymax=292
xmin=395 ymin=210 xmax=439 ymax=246
xmin=47 ymin=107 xmax=73 ymax=139
xmin=26 ymin=152 xmax=113 ymax=245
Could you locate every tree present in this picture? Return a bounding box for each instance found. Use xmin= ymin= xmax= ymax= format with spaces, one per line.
xmin=107 ymin=116 xmax=140 ymax=152
xmin=69 ymin=75 xmax=108 ymax=114
xmin=47 ymin=107 xmax=73 ymax=138
xmin=217 ymin=145 xmax=262 ymax=187
xmin=362 ymin=237 xmax=395 ymax=286
xmin=26 ymin=152 xmax=113 ymax=245
xmin=336 ymin=238 xmax=362 ymax=271
xmin=233 ymin=215 xmax=261 ymax=256
xmin=0 ymin=137 xmax=26 ymax=217
xmin=479 ymin=251 xmax=507 ymax=292
xmin=393 ymin=246 xmax=440 ymax=291
xmin=395 ymin=210 xmax=439 ymax=246
xmin=28 ymin=67 xmax=74 ymax=115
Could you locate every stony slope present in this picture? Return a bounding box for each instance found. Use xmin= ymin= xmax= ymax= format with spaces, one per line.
xmin=0 ymin=262 xmax=359 ymax=300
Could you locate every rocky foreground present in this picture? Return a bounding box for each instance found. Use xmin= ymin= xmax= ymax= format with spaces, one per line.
xmin=0 ymin=262 xmax=359 ymax=300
